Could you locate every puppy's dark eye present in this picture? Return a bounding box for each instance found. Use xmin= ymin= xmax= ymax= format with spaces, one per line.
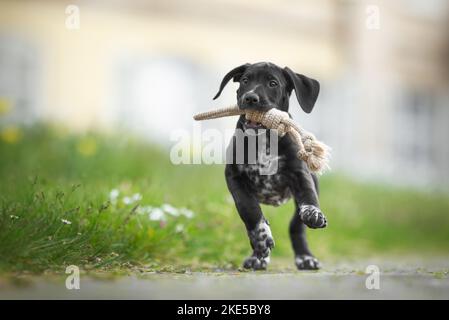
xmin=268 ymin=80 xmax=278 ymax=87
xmin=241 ymin=77 xmax=248 ymax=84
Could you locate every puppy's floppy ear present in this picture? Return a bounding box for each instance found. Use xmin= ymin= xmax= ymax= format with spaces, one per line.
xmin=283 ymin=67 xmax=320 ymax=113
xmin=213 ymin=63 xmax=250 ymax=100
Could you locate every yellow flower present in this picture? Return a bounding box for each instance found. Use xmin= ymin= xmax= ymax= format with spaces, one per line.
xmin=77 ymin=137 xmax=97 ymax=157
xmin=147 ymin=227 xmax=155 ymax=239
xmin=0 ymin=97 xmax=13 ymax=116
xmin=1 ymin=126 xmax=22 ymax=144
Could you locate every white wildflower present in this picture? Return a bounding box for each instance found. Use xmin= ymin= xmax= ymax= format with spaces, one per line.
xmin=180 ymin=208 xmax=195 ymax=219
xmin=123 ymin=193 xmax=142 ymax=205
xmin=123 ymin=196 xmax=132 ymax=205
xmin=10 ymin=215 xmax=19 ymax=220
xmin=137 ymin=205 xmax=154 ymax=215
xmin=132 ymin=193 xmax=142 ymax=201
xmin=109 ymin=189 xmax=120 ymax=202
xmin=161 ymin=203 xmax=180 ymax=216
xmin=61 ymin=219 xmax=72 ymax=225
xmin=175 ymin=224 xmax=184 ymax=233
xmin=148 ymin=208 xmax=166 ymax=221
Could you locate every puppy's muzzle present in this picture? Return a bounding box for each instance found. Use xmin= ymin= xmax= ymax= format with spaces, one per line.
xmin=240 ymin=93 xmax=267 ymax=130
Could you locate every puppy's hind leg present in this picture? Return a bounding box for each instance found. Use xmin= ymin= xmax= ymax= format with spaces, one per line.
xmin=289 ymin=173 xmax=324 ymax=270
xmin=289 ymin=210 xmax=320 ymax=270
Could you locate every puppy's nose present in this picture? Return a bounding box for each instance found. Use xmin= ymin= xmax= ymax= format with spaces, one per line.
xmin=243 ymin=92 xmax=260 ymax=105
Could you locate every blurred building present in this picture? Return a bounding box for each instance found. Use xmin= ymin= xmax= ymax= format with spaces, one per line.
xmin=0 ymin=0 xmax=448 ymax=189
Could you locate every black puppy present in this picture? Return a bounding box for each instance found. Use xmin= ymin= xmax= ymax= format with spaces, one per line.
xmin=213 ymin=62 xmax=327 ymax=270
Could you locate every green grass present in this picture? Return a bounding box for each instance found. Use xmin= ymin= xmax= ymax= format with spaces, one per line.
xmin=1 ymin=124 xmax=449 ymax=273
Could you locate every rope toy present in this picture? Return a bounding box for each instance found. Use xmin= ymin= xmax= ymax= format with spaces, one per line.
xmin=193 ymin=105 xmax=330 ymax=174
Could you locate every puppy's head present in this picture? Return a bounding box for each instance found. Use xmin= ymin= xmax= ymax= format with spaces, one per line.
xmin=213 ymin=62 xmax=320 ymax=130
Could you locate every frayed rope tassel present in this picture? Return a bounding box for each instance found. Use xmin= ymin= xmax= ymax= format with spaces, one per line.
xmin=194 ymin=105 xmax=331 ymax=174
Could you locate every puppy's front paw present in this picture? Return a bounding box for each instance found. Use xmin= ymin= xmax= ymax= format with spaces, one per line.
xmin=243 ymin=255 xmax=270 ymax=271
xmin=244 ymin=219 xmax=275 ymax=270
xmin=299 ymin=205 xmax=327 ymax=229
xmin=295 ymin=254 xmax=321 ymax=270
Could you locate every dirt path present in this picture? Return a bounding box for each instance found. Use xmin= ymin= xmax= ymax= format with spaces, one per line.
xmin=1 ymin=258 xmax=448 ymax=299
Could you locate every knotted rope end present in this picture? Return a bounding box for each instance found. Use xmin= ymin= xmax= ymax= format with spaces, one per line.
xmin=298 ymin=139 xmax=331 ymax=175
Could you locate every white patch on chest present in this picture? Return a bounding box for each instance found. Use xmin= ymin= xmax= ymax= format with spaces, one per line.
xmin=237 ymin=155 xmax=291 ymax=206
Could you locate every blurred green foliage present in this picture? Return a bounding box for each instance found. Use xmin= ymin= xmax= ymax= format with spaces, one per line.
xmin=0 ymin=125 xmax=448 ymax=273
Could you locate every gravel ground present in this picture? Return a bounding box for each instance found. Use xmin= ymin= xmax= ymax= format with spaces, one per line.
xmin=1 ymin=258 xmax=448 ymax=300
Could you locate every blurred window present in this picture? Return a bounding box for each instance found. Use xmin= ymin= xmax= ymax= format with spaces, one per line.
xmin=114 ymin=56 xmax=208 ymax=142
xmin=394 ymin=89 xmax=436 ymax=168
xmin=403 ymin=0 xmax=449 ymax=19
xmin=0 ymin=36 xmax=39 ymax=124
